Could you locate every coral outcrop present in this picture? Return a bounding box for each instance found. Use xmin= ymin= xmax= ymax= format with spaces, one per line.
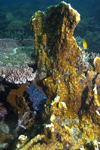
xmin=28 ymin=1 xmax=100 ymax=149
xmin=29 ymin=1 xmax=83 ymax=115
xmin=29 ymin=1 xmax=81 ymax=74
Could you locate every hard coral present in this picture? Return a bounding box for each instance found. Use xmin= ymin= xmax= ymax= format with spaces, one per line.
xmin=26 ymin=84 xmax=47 ymax=113
xmin=29 ymin=1 xmax=81 ymax=74
xmin=29 ymin=1 xmax=82 ymax=105
xmin=0 ymin=66 xmax=36 ymax=84
xmin=28 ymin=1 xmax=100 ymax=149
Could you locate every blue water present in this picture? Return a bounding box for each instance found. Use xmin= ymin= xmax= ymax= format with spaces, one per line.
xmin=0 ymin=0 xmax=100 ymax=52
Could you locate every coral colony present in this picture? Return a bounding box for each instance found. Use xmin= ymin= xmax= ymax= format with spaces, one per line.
xmin=26 ymin=84 xmax=47 ymax=113
xmin=1 ymin=1 xmax=100 ymax=150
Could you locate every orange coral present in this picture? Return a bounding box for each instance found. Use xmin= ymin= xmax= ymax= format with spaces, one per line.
xmin=7 ymin=85 xmax=28 ymax=113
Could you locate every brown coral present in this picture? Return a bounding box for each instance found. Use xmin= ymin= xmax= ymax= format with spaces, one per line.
xmin=29 ymin=2 xmax=81 ymax=74
xmin=28 ymin=1 xmax=100 ymax=149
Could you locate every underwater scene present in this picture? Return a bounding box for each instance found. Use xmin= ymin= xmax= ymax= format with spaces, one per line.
xmin=0 ymin=0 xmax=100 ymax=150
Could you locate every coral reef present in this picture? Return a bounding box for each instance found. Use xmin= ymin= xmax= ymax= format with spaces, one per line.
xmin=0 ymin=66 xmax=37 ymax=84
xmin=26 ymin=84 xmax=47 ymax=113
xmin=1 ymin=1 xmax=100 ymax=150
xmin=28 ymin=1 xmax=100 ymax=149
xmin=6 ymin=20 xmax=24 ymax=31
xmin=29 ymin=1 xmax=83 ymax=114
xmin=29 ymin=1 xmax=81 ymax=75
xmin=0 ymin=38 xmax=34 ymax=67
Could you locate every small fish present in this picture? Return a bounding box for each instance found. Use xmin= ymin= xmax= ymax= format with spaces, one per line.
xmin=82 ymin=40 xmax=87 ymax=50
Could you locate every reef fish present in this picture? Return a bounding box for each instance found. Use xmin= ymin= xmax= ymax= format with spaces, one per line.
xmin=82 ymin=40 xmax=87 ymax=50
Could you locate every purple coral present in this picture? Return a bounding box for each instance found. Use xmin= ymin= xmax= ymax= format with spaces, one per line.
xmin=26 ymin=84 xmax=47 ymax=113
